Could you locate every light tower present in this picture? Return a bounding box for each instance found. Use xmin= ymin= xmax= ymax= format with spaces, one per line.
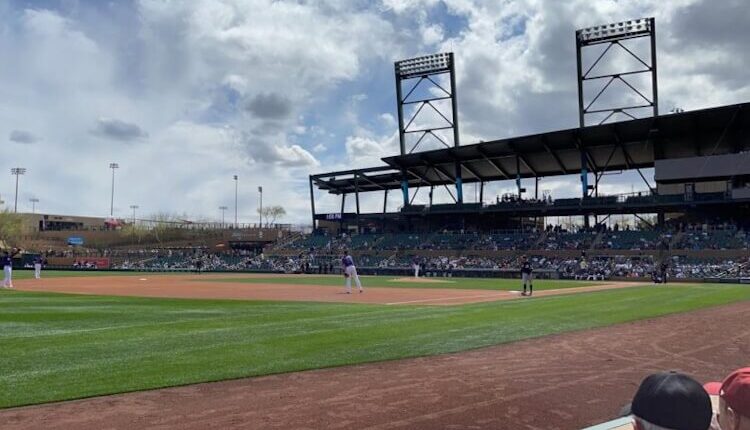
xmin=109 ymin=163 xmax=119 ymax=216
xmin=258 ymin=186 xmax=263 ymax=227
xmin=29 ymin=197 xmax=39 ymax=214
xmin=233 ymin=175 xmax=239 ymax=227
xmin=394 ymin=52 xmax=462 ymax=205
xmin=10 ymin=167 xmax=26 ymax=213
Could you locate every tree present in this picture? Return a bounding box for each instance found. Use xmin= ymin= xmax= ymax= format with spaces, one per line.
xmin=257 ymin=206 xmax=286 ymax=227
xmin=0 ymin=210 xmax=23 ymax=247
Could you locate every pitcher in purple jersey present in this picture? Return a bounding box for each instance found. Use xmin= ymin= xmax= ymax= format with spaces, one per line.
xmin=341 ymin=250 xmax=363 ymax=294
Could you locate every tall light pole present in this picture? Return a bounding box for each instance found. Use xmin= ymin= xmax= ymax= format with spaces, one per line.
xmin=109 ymin=163 xmax=119 ymax=217
xmin=233 ymin=175 xmax=238 ymax=227
xmin=219 ymin=206 xmax=228 ymax=227
xmin=129 ymin=205 xmax=139 ymax=223
xmin=10 ymin=168 xmax=26 ymax=213
xmin=258 ymin=186 xmax=263 ymax=227
xmin=30 ymin=198 xmax=39 ymax=214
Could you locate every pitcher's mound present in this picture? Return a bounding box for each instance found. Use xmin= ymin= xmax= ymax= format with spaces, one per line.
xmin=390 ymin=277 xmax=455 ymax=284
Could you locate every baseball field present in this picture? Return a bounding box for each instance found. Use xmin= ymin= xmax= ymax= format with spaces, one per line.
xmin=2 ymin=271 xmax=749 ymax=429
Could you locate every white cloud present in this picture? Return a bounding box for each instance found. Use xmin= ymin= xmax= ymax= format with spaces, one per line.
xmin=0 ymin=0 xmax=747 ymax=223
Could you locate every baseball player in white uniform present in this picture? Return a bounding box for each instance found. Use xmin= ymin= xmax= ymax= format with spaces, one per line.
xmin=2 ymin=248 xmax=20 ymax=288
xmin=412 ymin=257 xmax=420 ymax=278
xmin=33 ymin=255 xmax=43 ymax=279
xmin=341 ymin=251 xmax=363 ymax=294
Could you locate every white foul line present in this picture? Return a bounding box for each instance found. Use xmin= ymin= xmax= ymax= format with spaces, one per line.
xmin=386 ymin=292 xmax=511 ymax=305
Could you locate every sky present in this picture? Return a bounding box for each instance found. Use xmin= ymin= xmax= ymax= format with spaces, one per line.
xmin=1 ymin=0 xmax=748 ymax=224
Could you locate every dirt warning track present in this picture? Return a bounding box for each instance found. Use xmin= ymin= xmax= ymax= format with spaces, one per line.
xmin=13 ymin=274 xmax=641 ymax=306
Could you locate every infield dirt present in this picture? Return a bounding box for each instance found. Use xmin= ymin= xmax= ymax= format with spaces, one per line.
xmin=13 ymin=274 xmax=640 ymax=306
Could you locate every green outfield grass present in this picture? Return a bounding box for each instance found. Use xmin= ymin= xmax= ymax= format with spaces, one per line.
xmin=1 ymin=283 xmax=749 ymax=408
xmin=208 ymin=275 xmax=597 ymax=290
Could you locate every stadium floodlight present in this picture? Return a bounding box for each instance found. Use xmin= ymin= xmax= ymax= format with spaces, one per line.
xmin=29 ymin=197 xmax=39 ymax=214
xmin=109 ymin=163 xmax=119 ymax=217
xmin=10 ymin=167 xmax=26 ymax=213
xmin=395 ymin=52 xmax=452 ymax=79
xmin=576 ymin=18 xmax=652 ymax=45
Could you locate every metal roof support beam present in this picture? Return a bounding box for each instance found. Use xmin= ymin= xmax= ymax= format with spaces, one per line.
xmin=311 ymin=166 xmax=396 ymax=179
xmin=358 ymin=173 xmax=386 ymax=190
xmin=460 ymin=162 xmax=482 ymax=180
xmin=339 ymin=193 xmax=346 ymax=233
xmin=542 ymin=140 xmax=568 ymax=175
xmin=516 ymin=155 xmax=522 ymax=198
xmin=617 ymin=136 xmax=655 ymax=194
xmin=454 ymin=161 xmax=464 ymax=204
xmin=409 ymin=185 xmax=421 ymax=205
xmin=354 ymin=173 xmax=361 ymax=234
xmin=401 ymin=171 xmax=409 ymax=207
xmin=405 ymin=168 xmax=432 ymax=186
xmin=428 ymin=163 xmax=456 ymax=182
xmin=309 ymin=176 xmax=316 ymax=230
xmin=590 ymin=144 xmax=619 ymax=197
xmin=475 ymin=147 xmax=511 ymax=179
xmin=508 ymin=142 xmax=539 ymax=177
xmin=575 ymin=137 xmax=598 ymax=172
xmin=442 ymin=183 xmax=458 ymax=203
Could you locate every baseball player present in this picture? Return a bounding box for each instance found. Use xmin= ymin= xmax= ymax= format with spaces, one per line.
xmin=2 ymin=248 xmax=20 ymax=289
xmin=520 ymin=255 xmax=533 ymax=296
xmin=33 ymin=254 xmax=43 ymax=279
xmin=412 ymin=256 xmax=420 ymax=278
xmin=341 ymin=250 xmax=363 ymax=294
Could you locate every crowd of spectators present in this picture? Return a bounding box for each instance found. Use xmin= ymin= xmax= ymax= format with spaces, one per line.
xmin=284 ymin=223 xmax=750 ymax=253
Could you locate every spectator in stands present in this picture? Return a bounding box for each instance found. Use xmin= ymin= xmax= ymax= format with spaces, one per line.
xmin=706 ymin=368 xmax=750 ymax=430
xmin=629 ymin=371 xmax=713 ymax=430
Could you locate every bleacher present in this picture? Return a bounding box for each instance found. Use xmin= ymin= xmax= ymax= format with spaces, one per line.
xmin=598 ymin=230 xmax=663 ymax=250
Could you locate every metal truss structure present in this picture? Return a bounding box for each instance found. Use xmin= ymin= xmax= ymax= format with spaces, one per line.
xmin=395 ymin=52 xmax=463 ymax=204
xmin=575 ymin=17 xmax=658 ymax=202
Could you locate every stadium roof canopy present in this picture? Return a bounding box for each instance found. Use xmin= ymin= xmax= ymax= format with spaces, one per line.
xmin=312 ymin=102 xmax=749 ymax=195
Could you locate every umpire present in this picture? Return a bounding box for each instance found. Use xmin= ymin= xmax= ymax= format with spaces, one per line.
xmin=520 ymin=255 xmax=533 ymax=296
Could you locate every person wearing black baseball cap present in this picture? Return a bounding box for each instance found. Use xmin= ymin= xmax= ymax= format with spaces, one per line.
xmin=630 ymin=371 xmax=713 ymax=430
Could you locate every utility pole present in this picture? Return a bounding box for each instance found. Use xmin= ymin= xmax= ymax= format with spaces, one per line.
xmin=129 ymin=205 xmax=139 ymax=223
xmin=219 ymin=206 xmax=228 ymax=227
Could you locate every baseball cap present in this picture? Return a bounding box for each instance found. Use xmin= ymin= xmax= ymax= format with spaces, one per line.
xmin=703 ymin=382 xmax=722 ymax=396
xmin=631 ymin=371 xmax=712 ymax=430
xmin=720 ymin=367 xmax=750 ymax=418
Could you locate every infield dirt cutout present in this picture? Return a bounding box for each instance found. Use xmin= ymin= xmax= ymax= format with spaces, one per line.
xmin=13 ymin=273 xmax=641 ymax=306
